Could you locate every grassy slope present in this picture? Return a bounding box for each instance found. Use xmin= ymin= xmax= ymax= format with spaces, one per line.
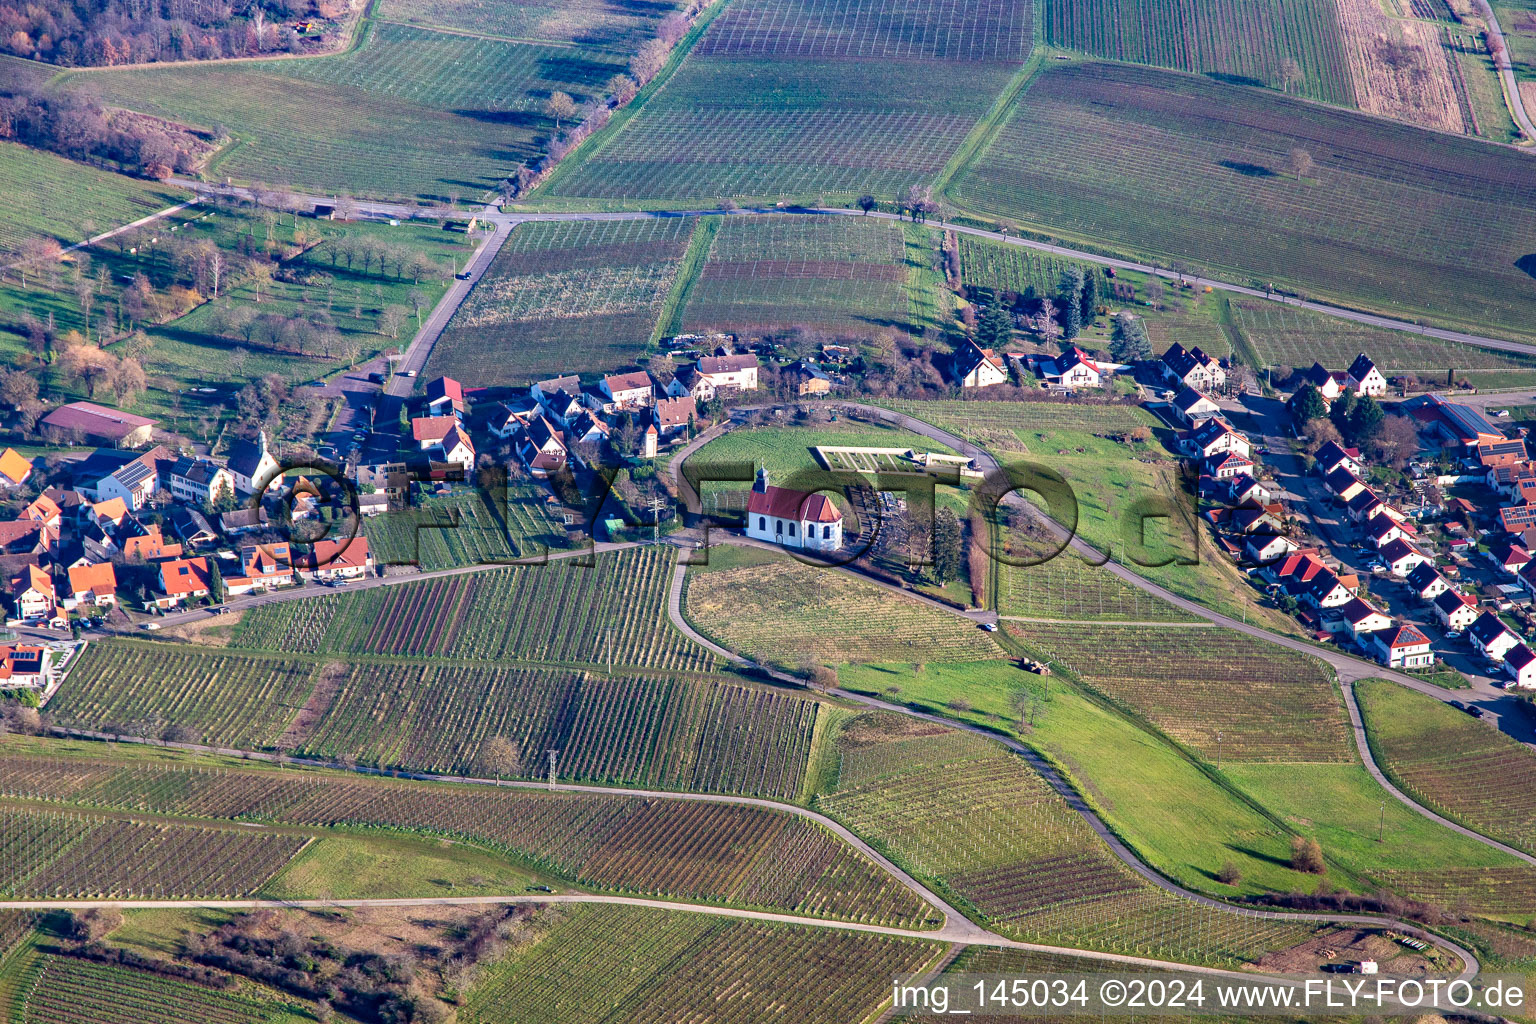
xmin=0 ymin=142 xmax=187 ymax=256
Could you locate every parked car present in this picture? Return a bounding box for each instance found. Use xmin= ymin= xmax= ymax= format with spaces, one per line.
xmin=1467 ymin=705 xmax=1486 ymax=719
xmin=1444 ymin=631 xmax=1462 ymax=640
xmin=979 ymin=622 xmax=998 ymax=632
xmin=1449 ymin=700 xmax=1466 ymax=710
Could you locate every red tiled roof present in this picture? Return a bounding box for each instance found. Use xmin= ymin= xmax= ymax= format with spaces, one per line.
xmin=41 ymin=401 xmax=155 ymax=440
xmin=0 ymin=448 xmax=31 ymax=485
xmin=0 ymin=644 xmax=44 ymax=680
xmin=311 ymin=536 xmax=371 ymax=569
xmin=12 ymin=563 xmax=52 ymax=597
xmin=68 ymin=562 xmax=116 ymax=598
xmin=412 ymin=417 xmax=457 ymax=442
xmin=697 ymin=354 xmax=757 ymax=375
xmin=604 ymin=371 xmax=653 ymax=394
xmin=1382 ymin=624 xmax=1430 ymax=649
xmin=159 ymin=556 xmax=211 ymax=596
xmin=746 ymin=485 xmax=841 ymax=524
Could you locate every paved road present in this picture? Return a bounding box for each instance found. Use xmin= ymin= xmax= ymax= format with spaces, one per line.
xmin=1479 ymin=0 xmax=1536 ymax=141
xmin=0 ymin=197 xmax=198 ymax=272
xmin=171 ymin=180 xmax=1536 ymax=362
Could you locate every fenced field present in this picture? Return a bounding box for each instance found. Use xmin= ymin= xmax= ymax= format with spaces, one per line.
xmin=1357 ymin=680 xmax=1536 ymax=854
xmin=680 ymin=216 xmax=910 ymax=334
xmin=1007 ymin=623 xmax=1351 ymax=762
xmin=1042 ymin=0 xmax=1353 ymax=104
xmin=428 ymin=219 xmax=694 ymax=383
xmin=998 ymin=555 xmax=1199 ymax=622
xmin=950 ymin=61 xmax=1536 ymax=344
xmin=463 ymin=904 xmax=939 ymax=1024
xmin=545 ymin=0 xmax=1031 ymax=201
xmin=233 ymin=547 xmax=713 ymax=671
xmin=48 ymin=645 xmax=317 ymax=749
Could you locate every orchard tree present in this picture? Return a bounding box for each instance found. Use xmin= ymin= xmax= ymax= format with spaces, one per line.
xmin=1287 ymin=382 xmax=1328 ymax=427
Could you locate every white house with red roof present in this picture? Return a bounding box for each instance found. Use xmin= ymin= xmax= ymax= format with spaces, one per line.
xmin=226 ymin=543 xmax=295 ymax=595
xmin=1035 ymin=347 xmax=1102 ymax=389
xmin=1338 ymin=597 xmax=1392 ymax=641
xmin=425 ymin=376 xmax=466 ymax=419
xmin=1504 ymin=642 xmax=1536 ymax=688
xmin=1432 ymin=589 xmax=1479 ymax=631
xmin=153 ymin=556 xmax=212 ymax=609
xmin=1378 ymin=538 xmax=1430 ymax=577
xmin=1373 ymin=624 xmax=1434 ymax=669
xmin=953 ymin=341 xmax=1008 ymax=389
xmin=600 ymin=371 xmax=656 ymax=411
xmin=0 ymin=448 xmax=33 ymax=488
xmin=1363 ymin=512 xmax=1415 ymax=550
xmin=305 ymin=536 xmax=373 ymax=582
xmin=65 ymin=562 xmax=117 ymax=609
xmin=1346 ymin=353 xmax=1388 ymax=398
xmin=9 ymin=564 xmax=58 ymax=624
xmin=744 ymin=470 xmax=843 ymax=553
xmin=693 ymin=353 xmax=759 ymax=393
xmin=0 ymin=644 xmax=49 ymax=688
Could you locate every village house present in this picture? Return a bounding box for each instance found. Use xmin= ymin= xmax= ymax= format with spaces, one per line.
xmin=1202 ymin=451 xmax=1253 ymax=481
xmin=121 ymin=524 xmax=182 ymax=562
xmin=226 ymin=431 xmax=281 ymax=495
xmin=1488 ymin=462 xmax=1536 ymax=498
xmin=1339 ymin=597 xmax=1393 ymax=641
xmin=1324 ymin=466 xmax=1367 ymax=503
xmin=219 ymin=506 xmax=271 ymax=535
xmin=1262 ymin=549 xmax=1329 ymax=587
xmin=1183 ymin=417 xmax=1251 ymax=460
xmin=88 ymin=445 xmax=174 ymax=511
xmin=693 ymin=352 xmax=759 ymax=393
xmin=168 ymin=457 xmax=236 ymax=507
xmin=0 ymin=448 xmax=32 ymax=488
xmin=1244 ymin=533 xmax=1297 ymax=563
xmin=1406 ymin=562 xmax=1449 ymax=602
xmin=1171 ymin=386 xmax=1220 ymax=426
xmin=1035 ymin=347 xmax=1103 ymax=389
xmin=41 ymin=401 xmax=157 ymax=447
xmin=9 ymin=564 xmax=58 ymax=624
xmin=1364 ymin=512 xmax=1415 ymax=550
xmin=1314 ymin=441 xmax=1364 ymax=478
xmin=488 ymin=399 xmax=540 ymax=440
xmin=1372 ymin=624 xmax=1434 ymax=669
xmin=953 ymin=342 xmax=1008 ymax=389
xmin=1160 ymin=342 xmax=1225 ymax=391
xmin=600 ymin=371 xmax=657 ymax=411
xmin=786 ymin=360 xmax=833 ymax=396
xmin=1468 ymin=612 xmax=1520 ymax=661
xmin=1345 ymin=353 xmax=1388 ymax=397
xmin=1378 ymin=537 xmax=1431 ymax=577
xmin=1432 ymin=589 xmax=1479 ymax=631
xmin=20 ymin=494 xmax=62 ymax=529
xmin=1301 ymin=570 xmax=1358 ymax=609
xmin=1504 ymin=642 xmax=1536 ymax=688
xmin=304 ymin=536 xmax=373 ymax=582
xmin=1227 ymin=474 xmax=1272 ymax=506
xmin=424 ymin=376 xmax=466 ymax=419
xmin=153 ymin=556 xmax=212 ymax=609
xmin=518 ymin=417 xmax=571 ymax=478
xmin=1486 ymin=540 xmax=1532 ymax=577
xmin=0 ymin=644 xmax=49 ymax=688
xmin=169 ymin=507 xmax=219 ymax=549
xmin=744 ymin=470 xmax=843 ymax=553
xmin=652 ymin=396 xmax=696 ymax=441
xmin=64 ymin=562 xmax=117 ymax=610
xmin=226 ymin=542 xmax=295 ymax=595
xmin=1476 ymin=437 xmax=1529 ymax=471
xmin=0 ymin=521 xmax=52 ymax=557
xmin=1303 ymin=362 xmax=1348 ymax=402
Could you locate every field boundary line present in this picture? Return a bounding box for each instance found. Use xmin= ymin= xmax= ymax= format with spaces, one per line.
xmin=931 ymin=49 xmax=1045 ymax=196
xmin=371 ymin=18 xmax=585 ymax=48
xmin=651 ymin=215 xmax=718 ymax=342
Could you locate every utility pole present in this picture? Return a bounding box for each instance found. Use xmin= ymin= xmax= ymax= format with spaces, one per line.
xmin=546 ymin=749 xmax=558 ymax=790
xmin=646 ymin=495 xmax=669 ymax=544
xmin=1216 ymin=731 xmax=1223 ymax=770
xmin=1377 ymin=800 xmax=1386 ymax=843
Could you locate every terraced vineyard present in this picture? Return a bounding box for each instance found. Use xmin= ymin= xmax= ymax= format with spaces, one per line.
xmin=463 ymin=904 xmax=939 ymax=1024
xmin=679 ymin=216 xmax=910 ymax=335
xmin=544 ymin=0 xmax=1031 ymax=202
xmin=1358 ymin=680 xmax=1536 ymax=853
xmin=233 ymin=547 xmax=713 ymax=671
xmin=363 ymin=486 xmax=568 ymax=568
xmin=49 ymin=645 xmax=317 ymax=748
xmin=950 ymin=61 xmax=1536 ymax=343
xmin=1042 ymin=0 xmax=1353 ymax=104
xmin=0 ymin=808 xmax=307 ymax=898
xmin=818 ymin=715 xmax=1319 ymax=963
xmin=295 ymin=663 xmax=820 ymax=799
xmin=429 ymin=219 xmax=695 ymax=383
xmin=18 ymin=956 xmax=285 ymax=1024
xmin=684 ymin=553 xmax=1005 ymax=667
xmin=1008 ymin=623 xmax=1351 ymax=762
xmin=0 ymin=750 xmax=936 ymax=927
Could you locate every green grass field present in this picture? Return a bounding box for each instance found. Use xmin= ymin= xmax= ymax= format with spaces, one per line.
xmin=50 ymin=21 xmax=627 ymax=200
xmin=541 ymin=0 xmax=1032 ymax=203
xmin=949 ymin=61 xmax=1536 ymax=343
xmin=427 ymin=218 xmax=694 ymax=384
xmin=1041 ymin=0 xmax=1353 ymax=104
xmin=678 ymin=215 xmax=910 ymax=335
xmin=0 ymin=143 xmax=187 ymax=257
xmin=379 ymin=0 xmax=683 ymax=47
xmin=1357 ymin=679 xmax=1536 ymax=855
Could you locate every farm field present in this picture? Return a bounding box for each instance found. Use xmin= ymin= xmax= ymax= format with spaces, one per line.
xmin=231 ymin=546 xmax=713 ymax=670
xmin=684 ymin=546 xmax=1006 ymax=668
xmin=260 ymin=831 xmax=543 ymax=899
xmin=1005 ymin=623 xmax=1352 ymax=762
xmin=817 ymin=714 xmax=1321 ymax=962
xmin=427 ymin=218 xmax=695 ymax=385
xmin=1041 ymin=0 xmax=1353 ymax=105
xmin=874 ymin=398 xmax=1159 ymax=460
xmin=378 ymin=0 xmax=684 ymax=47
xmin=0 ymin=807 xmax=308 ymax=898
xmin=1357 ymin=679 xmax=1536 ymax=855
xmin=1231 ymin=298 xmax=1536 ymax=376
xmin=49 ymin=21 xmax=631 ymax=200
xmin=0 ymin=743 xmax=936 ymax=926
xmin=362 ymin=485 xmax=568 ymax=568
xmin=0 ymin=143 xmax=187 ymax=258
xmin=678 ymin=216 xmax=910 ymax=335
xmin=541 ymin=0 xmax=1032 ymax=203
xmin=997 ymin=549 xmax=1200 ymax=622
xmin=462 ymin=904 xmax=940 ymax=1024
xmin=949 ymin=61 xmax=1536 ymax=344
xmin=48 ymin=644 xmax=317 ymax=749
xmin=16 ymin=955 xmax=292 ymax=1024
xmin=291 ymin=661 xmax=821 ymax=800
